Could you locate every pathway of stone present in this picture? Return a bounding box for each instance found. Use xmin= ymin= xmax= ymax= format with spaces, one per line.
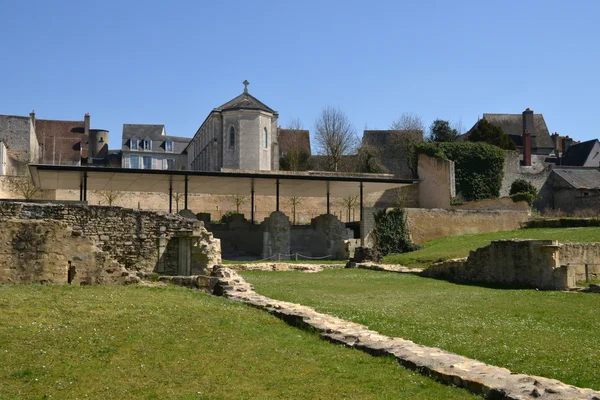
xmin=209 ymin=266 xmax=600 ymax=400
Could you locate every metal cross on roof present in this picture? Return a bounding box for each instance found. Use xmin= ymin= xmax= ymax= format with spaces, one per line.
xmin=243 ymin=80 xmax=249 ymax=93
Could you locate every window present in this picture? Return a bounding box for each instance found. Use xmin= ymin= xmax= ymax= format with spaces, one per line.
xmin=143 ymin=139 xmax=152 ymax=151
xmin=143 ymin=156 xmax=152 ymax=169
xmin=165 ymin=140 xmax=173 ymax=152
xmin=130 ymin=138 xmax=138 ymax=150
xmin=263 ymin=127 xmax=268 ymax=149
xmin=166 ymin=159 xmax=175 ymax=170
xmin=130 ymin=155 xmax=140 ymax=169
xmin=229 ymin=126 xmax=235 ymax=148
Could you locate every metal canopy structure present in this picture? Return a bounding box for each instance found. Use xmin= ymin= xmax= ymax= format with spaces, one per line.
xmin=30 ymin=165 xmax=416 ymax=198
xmin=29 ymin=165 xmax=418 ymax=229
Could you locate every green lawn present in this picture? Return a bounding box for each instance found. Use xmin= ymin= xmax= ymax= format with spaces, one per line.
xmin=0 ymin=284 xmax=477 ymax=400
xmin=243 ymin=269 xmax=600 ymax=390
xmin=384 ymin=227 xmax=600 ymax=268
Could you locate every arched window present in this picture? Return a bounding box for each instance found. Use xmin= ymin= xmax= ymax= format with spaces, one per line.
xmin=263 ymin=127 xmax=268 ymax=149
xmin=229 ymin=126 xmax=235 ymax=148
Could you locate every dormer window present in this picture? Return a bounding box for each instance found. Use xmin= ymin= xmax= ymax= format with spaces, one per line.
xmin=130 ymin=138 xmax=138 ymax=150
xmin=143 ymin=139 xmax=152 ymax=151
xmin=165 ymin=140 xmax=173 ymax=152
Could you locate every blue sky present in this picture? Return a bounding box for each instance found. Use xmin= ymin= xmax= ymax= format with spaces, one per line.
xmin=1 ymin=0 xmax=599 ymax=149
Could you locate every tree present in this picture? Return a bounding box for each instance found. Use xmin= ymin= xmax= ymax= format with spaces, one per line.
xmin=468 ymin=119 xmax=517 ymax=150
xmin=356 ymin=144 xmax=387 ymax=174
xmin=429 ymin=119 xmax=459 ymax=143
xmin=314 ymin=106 xmax=358 ymax=171
xmin=279 ymin=118 xmax=310 ymax=171
xmin=171 ymin=192 xmax=184 ymax=212
xmin=95 ymin=190 xmax=125 ymax=206
xmin=229 ymin=194 xmax=248 ymax=213
xmin=287 ymin=196 xmax=303 ymax=224
xmin=10 ymin=174 xmax=38 ymax=200
xmin=389 ymin=113 xmax=425 ymax=177
xmin=338 ymin=195 xmax=359 ymax=222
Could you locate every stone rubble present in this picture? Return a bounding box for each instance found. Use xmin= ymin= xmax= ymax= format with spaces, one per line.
xmin=209 ymin=266 xmax=600 ymax=400
xmin=224 ymin=263 xmax=345 ymax=273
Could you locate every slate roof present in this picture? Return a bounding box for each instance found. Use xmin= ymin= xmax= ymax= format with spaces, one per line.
xmin=215 ymin=92 xmax=277 ymax=114
xmin=362 ymin=130 xmax=424 ymax=147
xmin=467 ymin=113 xmax=554 ymax=150
xmin=122 ymin=124 xmax=191 ymax=154
xmin=35 ymin=119 xmax=87 ymax=165
xmin=553 ymin=168 xmax=600 ymax=190
xmin=561 ymin=139 xmax=600 ymax=166
xmin=278 ymin=128 xmax=311 ymax=155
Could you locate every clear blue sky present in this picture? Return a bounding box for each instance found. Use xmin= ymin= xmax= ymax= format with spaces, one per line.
xmin=1 ymin=0 xmax=599 ymax=149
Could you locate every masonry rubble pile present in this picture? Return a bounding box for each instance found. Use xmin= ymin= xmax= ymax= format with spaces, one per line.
xmin=0 ymin=201 xmax=221 ymax=284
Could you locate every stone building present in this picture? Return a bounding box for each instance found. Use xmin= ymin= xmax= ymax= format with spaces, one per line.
xmin=121 ymin=124 xmax=189 ymax=170
xmin=0 ymin=112 xmax=39 ymax=175
xmin=186 ymin=81 xmax=279 ymax=171
xmin=362 ymin=130 xmax=424 ymax=178
xmin=466 ymin=109 xmax=555 ymax=157
xmin=536 ymin=168 xmax=600 ymax=213
xmin=560 ymin=139 xmax=600 ymax=167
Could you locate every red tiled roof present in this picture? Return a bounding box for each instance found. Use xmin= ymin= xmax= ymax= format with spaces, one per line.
xmin=35 ymin=119 xmax=87 ymax=165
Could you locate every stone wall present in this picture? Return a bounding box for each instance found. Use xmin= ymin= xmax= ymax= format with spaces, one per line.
xmin=422 ymin=239 xmax=600 ymax=290
xmin=0 ymin=201 xmax=221 ymax=274
xmin=417 ymin=154 xmax=455 ymax=209
xmin=404 ymin=208 xmax=529 ymax=243
xmin=0 ymin=219 xmax=135 ymax=285
xmin=452 ymin=197 xmax=530 ymax=211
xmin=500 ymin=152 xmax=551 ymax=197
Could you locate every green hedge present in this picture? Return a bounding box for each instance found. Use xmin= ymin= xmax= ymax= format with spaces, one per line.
xmin=372 ymin=209 xmax=422 ymax=255
xmin=417 ymin=142 xmax=505 ymax=201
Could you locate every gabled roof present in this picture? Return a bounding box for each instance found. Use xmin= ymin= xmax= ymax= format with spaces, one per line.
xmin=561 ymin=139 xmax=600 ymax=166
xmin=215 ymin=92 xmax=276 ymax=114
xmin=278 ymin=128 xmax=311 ymax=155
xmin=35 ymin=119 xmax=87 ymax=165
xmin=553 ymin=168 xmax=600 ymax=190
xmin=122 ymin=124 xmax=190 ymax=153
xmin=469 ymin=113 xmax=554 ymax=150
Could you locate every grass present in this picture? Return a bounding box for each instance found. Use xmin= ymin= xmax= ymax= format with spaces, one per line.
xmin=383 ymin=226 xmax=600 ymax=268
xmin=242 ymin=269 xmax=600 ymax=390
xmin=222 ymin=259 xmax=346 ymax=265
xmin=0 ymin=284 xmax=478 ymax=400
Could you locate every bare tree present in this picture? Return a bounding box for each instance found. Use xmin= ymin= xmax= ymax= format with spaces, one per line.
xmin=94 ymin=190 xmax=125 ymax=206
xmin=314 ymin=106 xmax=358 ymax=171
xmin=287 ymin=196 xmax=303 ymax=224
xmin=171 ymin=192 xmax=184 ymax=212
xmin=280 ymin=118 xmax=310 ymax=171
xmin=338 ymin=195 xmax=359 ymax=222
xmin=10 ymin=174 xmax=38 ymax=199
xmin=229 ymin=194 xmax=248 ymax=213
xmin=389 ymin=113 xmax=425 ymax=177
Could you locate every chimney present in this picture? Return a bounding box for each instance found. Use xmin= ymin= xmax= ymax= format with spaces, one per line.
xmin=522 ymin=108 xmax=534 ymax=166
xmin=551 ymin=132 xmax=560 ymax=156
xmin=84 ymin=113 xmax=90 ymax=136
xmin=562 ymin=136 xmax=574 ymax=153
xmin=29 ymin=110 xmax=36 ymax=129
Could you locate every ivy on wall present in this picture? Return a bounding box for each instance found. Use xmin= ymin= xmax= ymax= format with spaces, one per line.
xmin=372 ymin=209 xmax=421 ymax=255
xmin=417 ymin=142 xmax=506 ymax=202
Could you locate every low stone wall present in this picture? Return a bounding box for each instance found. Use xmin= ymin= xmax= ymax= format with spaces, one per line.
xmin=422 ymin=240 xmax=600 ymax=290
xmin=404 ymin=208 xmax=530 ymax=243
xmin=0 ymin=220 xmax=138 ymax=285
xmin=0 ymin=201 xmax=221 ymax=275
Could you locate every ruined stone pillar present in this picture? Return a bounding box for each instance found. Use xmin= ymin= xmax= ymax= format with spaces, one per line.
xmin=261 ymin=211 xmax=290 ymax=260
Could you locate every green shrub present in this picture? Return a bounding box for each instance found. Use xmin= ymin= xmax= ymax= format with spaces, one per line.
xmin=220 ymin=211 xmax=243 ymax=223
xmin=372 ymin=209 xmax=422 ymax=255
xmin=417 ymin=142 xmax=505 ymax=201
xmin=510 ymin=192 xmax=536 ymax=206
xmin=509 ymin=179 xmax=537 ymax=196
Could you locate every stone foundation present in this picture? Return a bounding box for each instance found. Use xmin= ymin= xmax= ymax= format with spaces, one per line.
xmin=422 ymin=240 xmax=600 ymax=290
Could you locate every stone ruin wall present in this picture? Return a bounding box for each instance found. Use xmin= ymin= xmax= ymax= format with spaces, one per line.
xmin=0 ymin=201 xmax=221 ymax=284
xmin=423 ymin=239 xmax=600 ymax=290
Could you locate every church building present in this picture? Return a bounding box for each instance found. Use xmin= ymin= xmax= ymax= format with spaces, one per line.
xmin=186 ymin=81 xmax=279 ymax=171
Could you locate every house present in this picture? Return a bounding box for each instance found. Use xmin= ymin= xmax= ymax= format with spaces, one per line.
xmin=35 ymin=113 xmax=88 ymax=166
xmin=185 ymin=81 xmax=279 ymax=171
xmin=278 ymin=128 xmax=311 ymax=170
xmin=121 ymin=124 xmax=190 ymax=170
xmin=536 ymin=168 xmax=600 ymax=213
xmin=466 ymin=109 xmax=555 ymax=160
xmin=559 ymin=139 xmax=600 ymax=167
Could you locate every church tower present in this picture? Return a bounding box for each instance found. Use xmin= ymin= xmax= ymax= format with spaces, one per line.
xmin=187 ymin=81 xmax=279 ymax=171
